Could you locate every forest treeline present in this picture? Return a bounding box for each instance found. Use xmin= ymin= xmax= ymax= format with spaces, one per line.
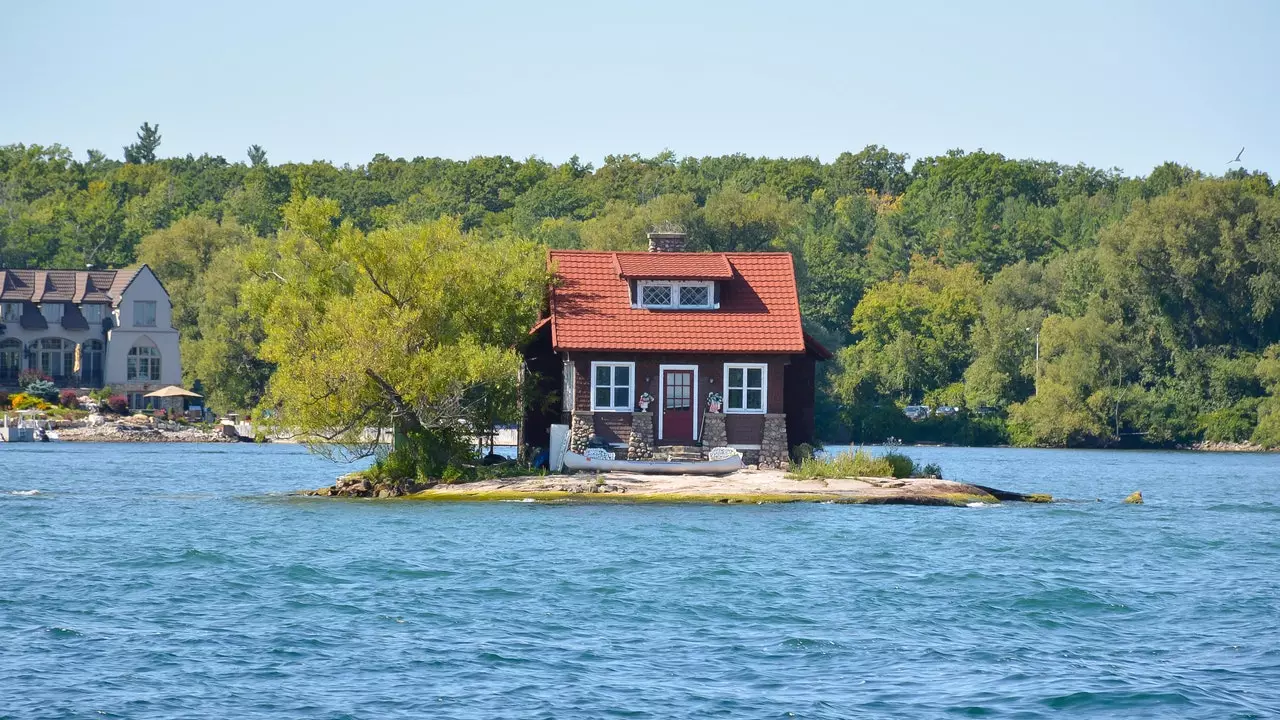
xmin=3 ymin=129 xmax=1279 ymax=448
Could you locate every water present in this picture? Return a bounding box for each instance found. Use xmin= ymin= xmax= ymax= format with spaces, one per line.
xmin=2 ymin=443 xmax=1279 ymax=719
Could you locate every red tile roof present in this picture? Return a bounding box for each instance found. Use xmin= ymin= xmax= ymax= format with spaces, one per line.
xmin=547 ymin=251 xmax=807 ymax=354
xmin=613 ymin=252 xmax=734 ymax=280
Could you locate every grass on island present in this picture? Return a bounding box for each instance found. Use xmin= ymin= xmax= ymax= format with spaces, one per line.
xmin=788 ymin=448 xmax=943 ymax=481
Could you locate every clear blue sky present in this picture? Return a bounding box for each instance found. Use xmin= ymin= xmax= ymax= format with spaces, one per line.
xmin=3 ymin=0 xmax=1277 ymax=177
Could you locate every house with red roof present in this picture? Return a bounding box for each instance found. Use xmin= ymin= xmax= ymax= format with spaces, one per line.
xmin=521 ymin=231 xmax=830 ymax=468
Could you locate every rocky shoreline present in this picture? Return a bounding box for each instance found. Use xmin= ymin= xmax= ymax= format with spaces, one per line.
xmin=304 ymin=469 xmax=1058 ymax=506
xmin=54 ymin=415 xmax=239 ymax=443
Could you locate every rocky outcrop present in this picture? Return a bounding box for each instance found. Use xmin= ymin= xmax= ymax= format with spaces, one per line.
xmin=758 ymin=413 xmax=789 ymax=470
xmin=569 ymin=412 xmax=593 ymax=454
xmin=627 ymin=411 xmax=654 ymax=459
xmin=1124 ymin=491 xmax=1143 ymax=504
xmin=308 ymin=473 xmax=431 ymax=498
xmin=58 ymin=419 xmax=237 ymax=443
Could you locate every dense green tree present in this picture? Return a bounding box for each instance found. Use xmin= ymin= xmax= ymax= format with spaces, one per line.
xmin=123 ymin=122 xmax=162 ymax=164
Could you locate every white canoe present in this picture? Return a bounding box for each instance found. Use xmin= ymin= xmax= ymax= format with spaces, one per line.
xmin=562 ymin=451 xmax=742 ymax=475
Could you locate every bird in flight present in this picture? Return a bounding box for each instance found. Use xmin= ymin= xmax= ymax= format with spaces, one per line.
xmin=1228 ymin=147 xmax=1245 ymax=164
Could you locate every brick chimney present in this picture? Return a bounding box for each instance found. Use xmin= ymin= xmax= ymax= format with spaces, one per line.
xmin=647 ymin=231 xmax=687 ymax=252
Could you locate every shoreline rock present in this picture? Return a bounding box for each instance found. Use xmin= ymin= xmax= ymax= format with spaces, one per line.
xmin=303 ymin=470 xmax=1053 ymax=506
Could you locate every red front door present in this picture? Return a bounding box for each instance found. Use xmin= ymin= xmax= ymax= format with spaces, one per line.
xmin=662 ymin=369 xmax=695 ymax=443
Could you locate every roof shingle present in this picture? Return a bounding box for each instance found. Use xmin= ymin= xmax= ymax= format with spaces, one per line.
xmin=547 ymin=251 xmax=806 ymax=354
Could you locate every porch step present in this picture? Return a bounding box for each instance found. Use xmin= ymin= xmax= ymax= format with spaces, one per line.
xmin=659 ymin=445 xmax=706 ymax=461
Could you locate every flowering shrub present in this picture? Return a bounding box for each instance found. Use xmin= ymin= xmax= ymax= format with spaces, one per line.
xmin=18 ymin=369 xmax=51 ymax=386
xmin=59 ymin=389 xmax=80 ymax=408
xmin=106 ymin=394 xmax=128 ymax=414
xmin=10 ymin=393 xmax=48 ymax=411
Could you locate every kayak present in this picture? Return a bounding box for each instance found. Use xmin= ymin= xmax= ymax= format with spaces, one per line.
xmin=562 ymin=450 xmax=742 ymax=475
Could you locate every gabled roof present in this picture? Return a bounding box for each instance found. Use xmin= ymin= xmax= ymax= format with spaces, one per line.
xmin=613 ymin=252 xmax=734 ymax=280
xmin=546 ymin=250 xmax=807 ymax=354
xmin=0 ymin=268 xmax=141 ymax=306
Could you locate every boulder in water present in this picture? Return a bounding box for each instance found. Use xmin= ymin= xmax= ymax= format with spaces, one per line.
xmin=1123 ymin=491 xmax=1143 ymax=504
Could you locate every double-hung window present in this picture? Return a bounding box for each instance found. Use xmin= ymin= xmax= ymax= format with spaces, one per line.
xmin=1 ymin=303 xmax=19 ymax=323
xmin=724 ymin=363 xmax=767 ymax=413
xmin=591 ymin=362 xmax=634 ymax=411
xmin=82 ymin=304 xmax=104 ymax=323
xmin=41 ymin=303 xmax=63 ymax=323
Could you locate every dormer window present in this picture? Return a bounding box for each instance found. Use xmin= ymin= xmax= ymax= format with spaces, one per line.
xmin=636 ymin=281 xmax=716 ymax=310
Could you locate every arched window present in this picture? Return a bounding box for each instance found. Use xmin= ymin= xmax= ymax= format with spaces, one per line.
xmin=0 ymin=338 xmax=21 ymax=383
xmin=82 ymin=340 xmax=105 ymax=386
xmin=127 ymin=342 xmax=161 ymax=382
xmin=36 ymin=338 xmax=74 ymax=380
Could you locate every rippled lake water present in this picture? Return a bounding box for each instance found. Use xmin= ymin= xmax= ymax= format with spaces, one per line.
xmin=2 ymin=442 xmax=1279 ymax=719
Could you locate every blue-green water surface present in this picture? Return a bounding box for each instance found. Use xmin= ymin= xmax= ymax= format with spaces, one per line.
xmin=2 ymin=443 xmax=1278 ymax=719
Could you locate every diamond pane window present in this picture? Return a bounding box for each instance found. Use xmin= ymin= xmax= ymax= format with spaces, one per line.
xmin=642 ymin=284 xmax=672 ymax=306
xmin=678 ymin=285 xmax=709 ymax=307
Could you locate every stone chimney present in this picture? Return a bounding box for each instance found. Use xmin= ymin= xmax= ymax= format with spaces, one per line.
xmin=647 ymin=230 xmax=687 ymax=252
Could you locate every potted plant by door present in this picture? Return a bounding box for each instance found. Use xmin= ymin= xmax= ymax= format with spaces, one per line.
xmin=706 ymin=391 xmax=722 ymax=414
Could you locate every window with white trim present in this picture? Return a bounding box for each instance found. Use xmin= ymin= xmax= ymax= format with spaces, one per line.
xmin=134 ymin=301 xmax=157 ymax=327
xmin=82 ymin=304 xmax=104 ymax=323
xmin=591 ymin=362 xmax=634 ymax=411
xmin=41 ymin=303 xmax=64 ymax=323
xmin=1 ymin=303 xmax=20 ymax=323
xmin=128 ymin=345 xmax=162 ymax=381
xmin=724 ymin=363 xmax=767 ymax=413
xmin=636 ymin=281 xmax=716 ymax=309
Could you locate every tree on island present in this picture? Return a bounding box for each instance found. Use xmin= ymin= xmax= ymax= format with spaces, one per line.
xmin=248 ymin=196 xmax=548 ymax=476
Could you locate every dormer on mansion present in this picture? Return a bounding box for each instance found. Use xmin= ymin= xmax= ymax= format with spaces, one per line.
xmin=0 ymin=265 xmax=181 ymax=407
xmin=521 ymin=232 xmax=831 ymax=469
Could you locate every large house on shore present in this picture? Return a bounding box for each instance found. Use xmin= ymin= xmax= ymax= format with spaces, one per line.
xmin=521 ymin=232 xmax=830 ymax=469
xmin=0 ymin=265 xmax=181 ymax=408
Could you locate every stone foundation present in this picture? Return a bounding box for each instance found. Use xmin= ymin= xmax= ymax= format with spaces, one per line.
xmin=627 ymin=411 xmax=655 ymax=459
xmin=701 ymin=412 xmax=727 ymax=448
xmin=569 ymin=411 xmax=593 ymax=454
xmin=758 ymin=413 xmax=789 ymax=470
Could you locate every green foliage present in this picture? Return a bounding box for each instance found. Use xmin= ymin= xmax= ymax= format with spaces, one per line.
xmin=789 ymin=448 xmax=895 ymax=479
xmin=254 ymin=201 xmax=548 ymax=475
xmin=123 ymin=122 xmax=162 ymax=164
xmin=881 ymin=451 xmax=916 ymax=478
xmin=23 ymin=380 xmax=58 ymax=403
xmin=3 ymin=137 xmax=1278 ymax=448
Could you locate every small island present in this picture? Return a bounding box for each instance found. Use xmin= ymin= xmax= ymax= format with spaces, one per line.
xmin=307 ymin=468 xmax=1053 ymax=506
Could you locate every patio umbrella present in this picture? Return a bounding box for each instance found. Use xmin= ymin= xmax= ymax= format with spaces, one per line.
xmin=143 ymin=385 xmax=203 ymax=399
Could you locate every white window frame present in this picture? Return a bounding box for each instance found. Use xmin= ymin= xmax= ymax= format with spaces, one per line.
xmin=723 ymin=362 xmax=768 ymax=414
xmin=41 ymin=303 xmax=64 ymax=323
xmin=562 ymin=358 xmax=576 ymax=413
xmin=134 ymin=300 xmax=157 ymax=327
xmin=128 ymin=345 xmax=162 ymax=382
xmin=635 ymin=281 xmax=717 ymax=310
xmin=590 ymin=361 xmax=635 ymax=412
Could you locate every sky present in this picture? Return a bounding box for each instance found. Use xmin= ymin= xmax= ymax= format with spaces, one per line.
xmin=3 ymin=0 xmax=1278 ymax=177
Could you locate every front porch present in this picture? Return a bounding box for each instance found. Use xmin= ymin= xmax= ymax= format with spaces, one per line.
xmin=566 ymin=409 xmax=791 ymax=469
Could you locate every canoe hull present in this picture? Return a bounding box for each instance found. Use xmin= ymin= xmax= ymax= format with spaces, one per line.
xmin=562 ymin=451 xmax=742 ymax=475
